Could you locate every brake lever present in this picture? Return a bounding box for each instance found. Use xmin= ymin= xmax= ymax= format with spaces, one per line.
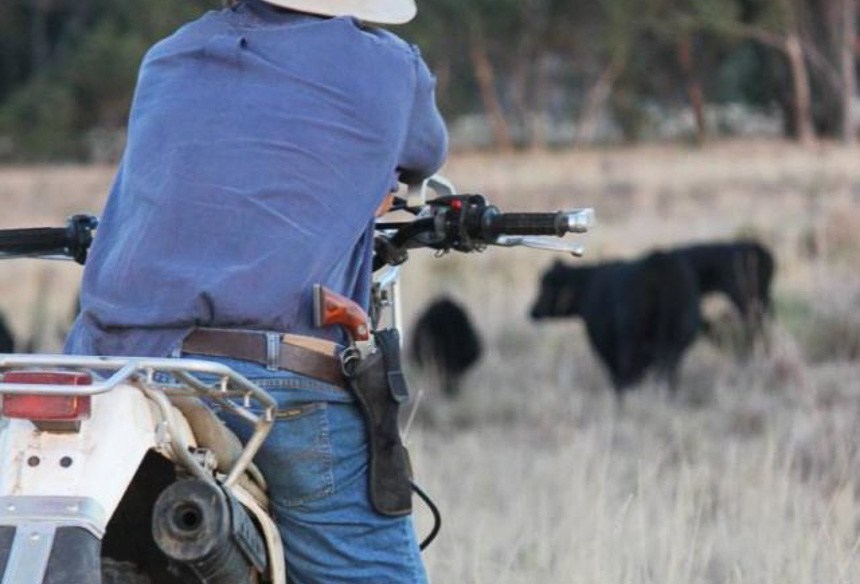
xmin=405 ymin=175 xmax=458 ymax=207
xmin=493 ymin=236 xmax=586 ymax=257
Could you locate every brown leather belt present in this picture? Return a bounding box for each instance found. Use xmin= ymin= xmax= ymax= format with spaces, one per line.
xmin=181 ymin=328 xmax=348 ymax=389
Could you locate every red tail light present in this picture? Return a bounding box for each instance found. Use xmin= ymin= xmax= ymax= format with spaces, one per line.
xmin=1 ymin=371 xmax=92 ymax=423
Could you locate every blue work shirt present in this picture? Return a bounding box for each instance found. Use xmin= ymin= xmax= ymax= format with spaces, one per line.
xmin=64 ymin=0 xmax=447 ymax=357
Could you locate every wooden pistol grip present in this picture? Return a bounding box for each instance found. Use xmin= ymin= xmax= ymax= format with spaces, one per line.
xmin=313 ymin=284 xmax=370 ymax=341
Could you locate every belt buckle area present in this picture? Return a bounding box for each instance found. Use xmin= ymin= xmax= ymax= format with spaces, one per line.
xmin=339 ymin=345 xmax=361 ymax=378
xmin=265 ymin=332 xmax=282 ymax=371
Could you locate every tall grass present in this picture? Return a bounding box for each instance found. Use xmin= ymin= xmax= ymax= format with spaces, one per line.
xmin=411 ymin=327 xmax=860 ymax=583
xmin=1 ymin=141 xmax=860 ymax=582
xmin=397 ymin=141 xmax=860 ymax=583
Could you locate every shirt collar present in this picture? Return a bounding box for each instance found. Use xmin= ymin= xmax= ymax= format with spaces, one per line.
xmin=240 ymin=0 xmax=327 ymax=24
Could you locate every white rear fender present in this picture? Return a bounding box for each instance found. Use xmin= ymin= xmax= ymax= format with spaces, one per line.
xmin=0 ymin=355 xmax=278 ymax=584
xmin=0 ymin=383 xmax=195 ymax=535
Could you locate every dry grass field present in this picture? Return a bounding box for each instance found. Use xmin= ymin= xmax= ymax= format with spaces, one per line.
xmin=2 ymin=139 xmax=860 ymax=582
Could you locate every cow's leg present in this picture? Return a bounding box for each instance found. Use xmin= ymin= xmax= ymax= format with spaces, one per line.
xmin=657 ymin=356 xmax=682 ymax=397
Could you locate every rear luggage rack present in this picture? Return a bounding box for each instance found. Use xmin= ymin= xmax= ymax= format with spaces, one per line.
xmin=0 ymin=354 xmax=276 ymax=488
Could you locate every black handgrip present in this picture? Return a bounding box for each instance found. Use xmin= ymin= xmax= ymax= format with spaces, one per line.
xmin=0 ymin=228 xmax=70 ymax=254
xmin=482 ymin=212 xmax=567 ymax=238
xmin=0 ymin=214 xmax=97 ymax=264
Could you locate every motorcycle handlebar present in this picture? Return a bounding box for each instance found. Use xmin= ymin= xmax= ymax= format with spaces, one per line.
xmin=0 ymin=214 xmax=98 ymax=264
xmin=481 ymin=209 xmax=594 ymax=239
xmin=0 ymin=227 xmax=70 ymax=253
xmin=0 ymin=196 xmax=592 ymax=270
xmin=373 ymin=196 xmax=594 ymax=269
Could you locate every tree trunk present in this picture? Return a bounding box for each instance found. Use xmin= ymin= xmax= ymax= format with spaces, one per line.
xmin=434 ymin=58 xmax=451 ymax=110
xmin=529 ymin=53 xmax=549 ymax=151
xmin=469 ymin=33 xmax=514 ymax=152
xmin=515 ymin=0 xmax=550 ymax=150
xmin=713 ymin=21 xmax=832 ymax=142
xmin=785 ymin=32 xmax=817 ymax=145
xmin=841 ymin=0 xmax=857 ymax=145
xmin=677 ymin=36 xmax=707 ymax=143
xmin=576 ymin=60 xmax=620 ymax=145
xmin=29 ymin=0 xmax=50 ymax=72
xmin=509 ymin=51 xmax=532 ymax=148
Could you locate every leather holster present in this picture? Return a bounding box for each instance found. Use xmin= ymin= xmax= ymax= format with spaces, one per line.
xmin=347 ymin=328 xmax=412 ymax=517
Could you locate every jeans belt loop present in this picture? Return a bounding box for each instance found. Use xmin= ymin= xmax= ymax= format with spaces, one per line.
xmin=265 ymin=332 xmax=281 ymax=371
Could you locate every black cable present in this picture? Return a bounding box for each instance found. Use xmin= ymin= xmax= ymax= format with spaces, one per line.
xmin=411 ymin=481 xmax=441 ymax=551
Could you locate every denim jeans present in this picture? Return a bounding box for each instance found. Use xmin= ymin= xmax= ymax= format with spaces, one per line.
xmin=182 ymin=354 xmax=429 ymax=584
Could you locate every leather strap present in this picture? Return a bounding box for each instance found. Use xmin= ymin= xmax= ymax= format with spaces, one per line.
xmin=182 ymin=328 xmax=347 ymax=389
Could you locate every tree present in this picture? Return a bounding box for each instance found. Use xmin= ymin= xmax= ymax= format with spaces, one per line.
xmin=406 ymin=0 xmax=521 ymax=150
xmin=691 ymin=0 xmax=816 ymax=143
xmin=572 ymin=0 xmax=638 ymax=144
xmin=841 ymin=0 xmax=857 ymax=144
xmin=0 ymin=0 xmax=218 ymax=160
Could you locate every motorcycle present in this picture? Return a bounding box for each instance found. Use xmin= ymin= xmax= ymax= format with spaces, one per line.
xmin=0 ymin=177 xmax=593 ymax=583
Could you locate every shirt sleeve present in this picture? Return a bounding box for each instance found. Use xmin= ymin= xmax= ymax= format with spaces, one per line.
xmin=397 ymin=46 xmax=449 ymax=186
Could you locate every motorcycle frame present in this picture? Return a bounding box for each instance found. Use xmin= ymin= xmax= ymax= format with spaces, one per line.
xmin=0 ymin=173 xmax=594 ymax=583
xmin=0 ymin=355 xmax=286 ymax=584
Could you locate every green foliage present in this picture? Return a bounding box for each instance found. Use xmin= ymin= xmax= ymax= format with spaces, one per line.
xmin=0 ymin=2 xmax=31 ymax=100
xmin=601 ymin=0 xmax=645 ymax=61
xmin=0 ymin=0 xmax=849 ymax=157
xmin=711 ymin=42 xmax=774 ymax=104
xmin=401 ymin=0 xmax=523 ymax=115
xmin=610 ymin=86 xmax=652 ymax=142
xmin=65 ymin=21 xmax=148 ymax=128
xmin=0 ymin=0 xmax=219 ymax=161
xmin=689 ymin=0 xmax=742 ymax=33
xmin=0 ymin=77 xmax=80 ymax=160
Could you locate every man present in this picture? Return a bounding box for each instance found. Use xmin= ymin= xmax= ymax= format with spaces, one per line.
xmin=65 ymin=0 xmax=447 ymax=581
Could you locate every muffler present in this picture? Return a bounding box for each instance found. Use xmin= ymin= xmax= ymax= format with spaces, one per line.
xmin=152 ymin=479 xmax=268 ymax=584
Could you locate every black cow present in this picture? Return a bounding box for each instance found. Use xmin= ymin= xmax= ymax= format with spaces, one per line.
xmin=530 ymin=251 xmax=700 ymax=395
xmin=0 ymin=313 xmax=14 ymax=353
xmin=669 ymin=240 xmax=775 ymax=350
xmin=409 ymin=296 xmax=483 ymax=397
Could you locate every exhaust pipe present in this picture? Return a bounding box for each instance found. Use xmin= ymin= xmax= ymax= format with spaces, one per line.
xmin=152 ymin=479 xmax=267 ymax=584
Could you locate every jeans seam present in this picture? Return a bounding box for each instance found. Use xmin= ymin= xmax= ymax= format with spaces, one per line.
xmin=400 ymin=517 xmax=425 ymax=582
xmin=279 ymin=403 xmax=335 ymax=507
xmin=253 ymin=377 xmax=348 ymax=394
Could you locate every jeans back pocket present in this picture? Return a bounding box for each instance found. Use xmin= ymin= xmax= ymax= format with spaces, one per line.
xmin=224 ymin=401 xmax=335 ymax=508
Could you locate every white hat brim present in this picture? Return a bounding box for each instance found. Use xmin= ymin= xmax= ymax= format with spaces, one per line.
xmin=261 ymin=0 xmax=417 ymax=24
